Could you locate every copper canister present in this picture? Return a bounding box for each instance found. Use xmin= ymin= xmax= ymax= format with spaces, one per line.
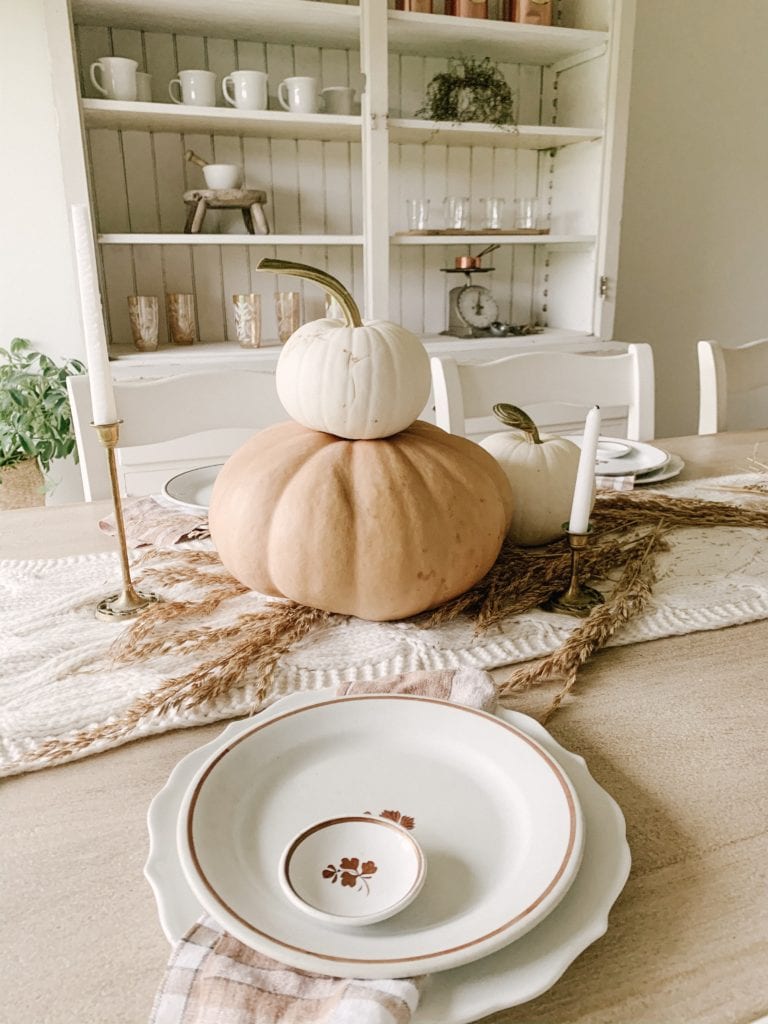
xmin=395 ymin=0 xmax=433 ymax=11
xmin=508 ymin=0 xmax=553 ymax=25
xmin=449 ymin=0 xmax=489 ymax=18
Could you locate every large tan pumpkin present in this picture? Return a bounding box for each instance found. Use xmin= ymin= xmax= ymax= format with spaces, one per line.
xmin=209 ymin=419 xmax=514 ymax=621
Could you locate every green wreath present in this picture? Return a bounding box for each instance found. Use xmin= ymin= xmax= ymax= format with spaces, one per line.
xmin=415 ymin=56 xmax=516 ymax=128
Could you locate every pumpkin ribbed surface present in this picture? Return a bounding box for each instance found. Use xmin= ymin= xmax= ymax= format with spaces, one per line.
xmin=480 ymin=431 xmax=580 ymax=546
xmin=275 ymin=319 xmax=431 ymax=440
xmin=209 ymin=420 xmax=513 ymax=621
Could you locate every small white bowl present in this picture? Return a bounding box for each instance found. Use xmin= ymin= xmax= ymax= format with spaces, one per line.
xmin=202 ymin=163 xmax=243 ymax=189
xmin=595 ymin=439 xmax=632 ymax=460
xmin=279 ymin=815 xmax=427 ymax=927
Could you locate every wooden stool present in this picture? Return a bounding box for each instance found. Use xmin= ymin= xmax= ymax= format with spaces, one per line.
xmin=183 ymin=189 xmax=270 ymax=235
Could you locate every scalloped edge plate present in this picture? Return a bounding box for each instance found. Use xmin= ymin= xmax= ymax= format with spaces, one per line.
xmin=146 ymin=691 xmax=630 ymax=1021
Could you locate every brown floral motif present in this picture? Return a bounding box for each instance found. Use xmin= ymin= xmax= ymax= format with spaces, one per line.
xmin=322 ymin=857 xmax=378 ymax=895
xmin=379 ymin=810 xmax=415 ymax=830
xmin=365 ymin=809 xmax=416 ymax=830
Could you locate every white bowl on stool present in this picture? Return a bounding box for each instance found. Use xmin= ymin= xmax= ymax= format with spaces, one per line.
xmin=202 ymin=164 xmax=242 ymax=189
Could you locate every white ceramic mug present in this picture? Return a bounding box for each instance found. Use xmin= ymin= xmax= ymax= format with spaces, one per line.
xmin=321 ymin=86 xmax=355 ymax=115
xmin=169 ymin=69 xmax=217 ymax=107
xmin=278 ymin=76 xmax=318 ymax=114
xmin=135 ymin=72 xmax=152 ymax=102
xmin=222 ymin=70 xmax=268 ymax=111
xmin=89 ymin=56 xmax=137 ymax=101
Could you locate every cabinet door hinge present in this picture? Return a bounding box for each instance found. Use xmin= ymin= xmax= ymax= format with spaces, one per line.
xmin=599 ymin=275 xmax=609 ymax=299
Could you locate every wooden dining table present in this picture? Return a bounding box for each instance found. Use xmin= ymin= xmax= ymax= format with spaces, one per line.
xmin=1 ymin=430 xmax=767 ymax=1024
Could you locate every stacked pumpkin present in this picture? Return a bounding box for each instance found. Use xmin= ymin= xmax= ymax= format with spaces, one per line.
xmin=209 ymin=259 xmax=513 ymax=622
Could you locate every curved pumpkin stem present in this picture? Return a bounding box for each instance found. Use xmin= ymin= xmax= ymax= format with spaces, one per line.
xmin=492 ymin=403 xmax=542 ymax=444
xmin=255 ymin=258 xmax=363 ymax=327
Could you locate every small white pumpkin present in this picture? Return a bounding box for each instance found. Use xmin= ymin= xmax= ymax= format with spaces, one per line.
xmin=480 ymin=404 xmax=581 ymax=547
xmin=259 ymin=258 xmax=430 ymax=440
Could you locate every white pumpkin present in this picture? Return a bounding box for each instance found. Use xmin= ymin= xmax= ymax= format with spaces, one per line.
xmin=480 ymin=404 xmax=581 ymax=547
xmin=259 ymin=258 xmax=430 ymax=439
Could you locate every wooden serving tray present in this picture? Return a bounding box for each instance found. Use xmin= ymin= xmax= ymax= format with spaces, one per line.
xmin=395 ymin=228 xmax=551 ymax=236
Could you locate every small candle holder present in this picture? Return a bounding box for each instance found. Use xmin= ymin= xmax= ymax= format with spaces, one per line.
xmin=544 ymin=527 xmax=605 ymax=618
xmin=93 ymin=421 xmax=159 ymax=621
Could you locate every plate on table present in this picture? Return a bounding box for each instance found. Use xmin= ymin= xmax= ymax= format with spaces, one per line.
xmin=176 ymin=695 xmax=583 ymax=979
xmin=634 ymin=452 xmax=685 ymax=486
xmin=563 ymin=435 xmax=670 ymax=477
xmin=161 ymin=464 xmax=223 ymax=513
xmin=146 ymin=690 xmax=631 ymax=1022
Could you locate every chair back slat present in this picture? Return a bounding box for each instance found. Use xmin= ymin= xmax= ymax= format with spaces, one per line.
xmin=431 ymin=344 xmax=655 ymax=442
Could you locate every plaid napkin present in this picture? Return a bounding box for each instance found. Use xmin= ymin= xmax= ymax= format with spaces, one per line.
xmin=150 ymin=667 xmax=497 ymax=1024
xmin=99 ymin=496 xmax=209 ymax=548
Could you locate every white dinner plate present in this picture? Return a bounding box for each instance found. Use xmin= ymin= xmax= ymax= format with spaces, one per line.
xmin=161 ymin=464 xmax=223 ymax=513
xmin=634 ymin=453 xmax=685 ymax=486
xmin=176 ymin=695 xmax=584 ymax=979
xmin=563 ymin=435 xmax=670 ymax=476
xmin=145 ymin=691 xmax=631 ymax=1022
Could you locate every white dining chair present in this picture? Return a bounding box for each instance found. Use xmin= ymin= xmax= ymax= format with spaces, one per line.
xmin=67 ymin=370 xmax=287 ymax=500
xmin=430 ymin=343 xmax=655 ymax=441
xmin=697 ymin=338 xmax=768 ymax=434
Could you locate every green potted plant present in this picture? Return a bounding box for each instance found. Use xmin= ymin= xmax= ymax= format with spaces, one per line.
xmin=0 ymin=338 xmax=86 ymax=510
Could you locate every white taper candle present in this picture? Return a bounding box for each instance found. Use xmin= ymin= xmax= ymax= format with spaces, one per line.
xmin=71 ymin=204 xmax=117 ymax=425
xmin=568 ymin=405 xmax=602 ymax=534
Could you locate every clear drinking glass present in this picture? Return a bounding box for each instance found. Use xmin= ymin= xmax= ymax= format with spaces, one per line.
xmin=166 ymin=293 xmax=197 ymax=346
xmin=480 ymin=197 xmax=505 ymax=230
xmin=275 ymin=291 xmax=301 ymax=343
xmin=127 ymin=295 xmax=159 ymax=351
xmin=406 ymin=198 xmax=431 ymax=231
xmin=232 ymin=293 xmax=262 ymax=348
xmin=443 ymin=195 xmax=471 ymax=230
xmin=513 ymin=197 xmax=539 ymax=230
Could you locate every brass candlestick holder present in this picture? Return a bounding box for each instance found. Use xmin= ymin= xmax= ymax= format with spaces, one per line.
xmin=93 ymin=421 xmax=159 ymax=621
xmin=544 ymin=527 xmax=605 ymax=618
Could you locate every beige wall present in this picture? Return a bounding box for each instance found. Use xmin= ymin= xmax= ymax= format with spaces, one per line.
xmin=614 ymin=0 xmax=768 ymax=437
xmin=0 ymin=0 xmax=90 ymax=502
xmin=0 ymin=0 xmax=86 ymax=362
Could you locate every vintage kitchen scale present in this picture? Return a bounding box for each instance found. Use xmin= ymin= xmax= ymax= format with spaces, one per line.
xmin=440 ymin=246 xmax=541 ymax=338
xmin=440 ymin=245 xmax=499 ymax=338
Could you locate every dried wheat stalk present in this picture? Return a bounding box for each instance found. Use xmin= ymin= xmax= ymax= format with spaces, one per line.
xmin=497 ymin=524 xmax=665 ymax=721
xmin=20 ymin=601 xmax=332 ymax=771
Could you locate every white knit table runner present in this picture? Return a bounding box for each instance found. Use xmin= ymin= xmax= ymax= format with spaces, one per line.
xmin=3 ymin=475 xmax=768 ymax=775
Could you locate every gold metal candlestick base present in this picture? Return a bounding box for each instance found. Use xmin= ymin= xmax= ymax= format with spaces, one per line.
xmin=544 ymin=528 xmax=605 ymax=618
xmin=95 ymin=587 xmax=158 ymax=621
xmin=93 ymin=421 xmax=159 ymax=622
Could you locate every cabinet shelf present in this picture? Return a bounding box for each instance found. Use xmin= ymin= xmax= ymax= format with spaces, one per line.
xmin=388 ymin=118 xmax=602 ymax=150
xmin=391 ymin=234 xmax=595 ymax=247
xmin=66 ymin=0 xmax=629 ymax=352
xmin=72 ymin=0 xmax=361 ymax=49
xmin=97 ymin=234 xmax=364 ymax=246
xmin=386 ymin=10 xmax=607 ymax=64
xmin=82 ymin=99 xmax=362 ymax=142
xmin=109 ymin=330 xmax=613 ymax=366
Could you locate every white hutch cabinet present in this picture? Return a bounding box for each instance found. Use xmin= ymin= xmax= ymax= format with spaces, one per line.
xmin=52 ymin=0 xmax=635 ymax=410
